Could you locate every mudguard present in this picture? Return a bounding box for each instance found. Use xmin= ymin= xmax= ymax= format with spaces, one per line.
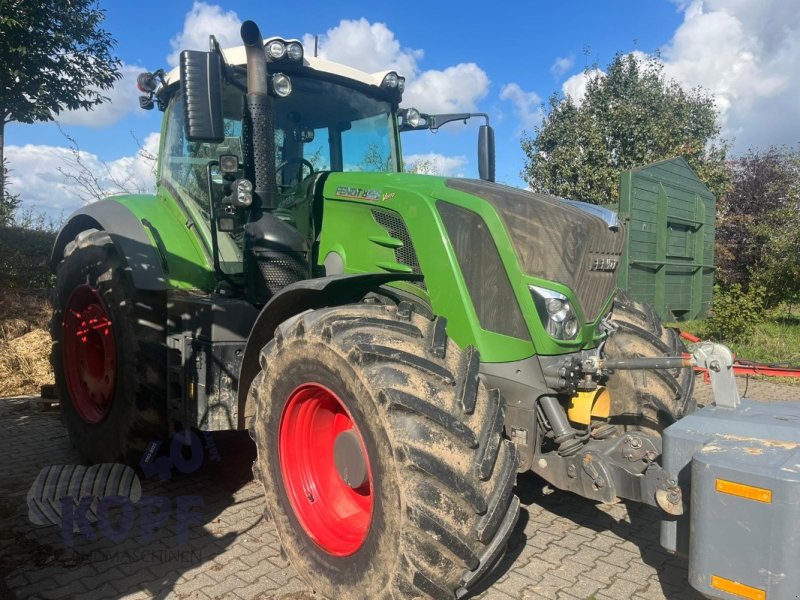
xmin=236 ymin=272 xmax=423 ymax=428
xmin=50 ymin=199 xmax=168 ymax=291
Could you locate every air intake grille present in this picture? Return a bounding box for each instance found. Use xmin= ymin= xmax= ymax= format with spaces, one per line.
xmin=372 ymin=210 xmax=425 ymax=289
xmin=255 ymin=251 xmax=309 ymax=297
xmin=438 ymin=201 xmax=530 ymax=340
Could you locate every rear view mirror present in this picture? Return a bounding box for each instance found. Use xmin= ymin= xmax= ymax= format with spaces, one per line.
xmin=478 ymin=125 xmax=496 ymax=182
xmin=180 ymin=50 xmax=224 ymax=143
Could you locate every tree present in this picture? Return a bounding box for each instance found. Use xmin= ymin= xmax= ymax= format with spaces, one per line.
xmin=522 ymin=53 xmax=730 ymax=204
xmin=1 ymin=158 xmax=20 ymax=226
xmin=0 ymin=0 xmax=122 ymax=201
xmin=56 ymin=126 xmax=157 ymax=204
xmin=716 ymin=146 xmax=800 ymax=307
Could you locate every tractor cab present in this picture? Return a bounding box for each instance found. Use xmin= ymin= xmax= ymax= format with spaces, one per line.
xmin=144 ymin=34 xmax=406 ymax=300
xmin=141 ymin=26 xmax=496 ymax=306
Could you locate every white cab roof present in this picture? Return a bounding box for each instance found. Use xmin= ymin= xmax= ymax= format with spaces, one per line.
xmin=163 ymin=42 xmax=395 ymax=88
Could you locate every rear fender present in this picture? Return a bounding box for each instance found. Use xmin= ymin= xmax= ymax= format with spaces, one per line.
xmin=237 ymin=272 xmax=424 ymax=428
xmin=51 ymin=200 xmax=168 ymax=291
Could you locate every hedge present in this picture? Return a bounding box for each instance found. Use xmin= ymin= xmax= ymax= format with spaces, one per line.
xmin=0 ymin=226 xmax=56 ymax=289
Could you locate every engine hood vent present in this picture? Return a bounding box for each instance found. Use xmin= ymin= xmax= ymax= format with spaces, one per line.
xmin=445 ymin=179 xmax=624 ymax=322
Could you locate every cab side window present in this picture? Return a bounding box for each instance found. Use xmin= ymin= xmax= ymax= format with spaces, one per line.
xmin=161 ymin=93 xmax=244 ymax=217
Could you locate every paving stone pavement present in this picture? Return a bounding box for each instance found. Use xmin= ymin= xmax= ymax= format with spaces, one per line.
xmin=0 ymin=376 xmax=796 ymax=600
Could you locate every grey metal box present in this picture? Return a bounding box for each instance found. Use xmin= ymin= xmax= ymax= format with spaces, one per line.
xmin=690 ymin=436 xmax=800 ymax=599
xmin=661 ymin=399 xmax=800 ymax=599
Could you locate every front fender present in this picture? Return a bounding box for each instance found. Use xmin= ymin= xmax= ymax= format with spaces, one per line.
xmin=236 ymin=272 xmax=424 ymax=428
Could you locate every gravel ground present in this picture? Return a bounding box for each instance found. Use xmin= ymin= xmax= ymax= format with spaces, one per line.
xmin=1 ymin=375 xmax=796 ymax=600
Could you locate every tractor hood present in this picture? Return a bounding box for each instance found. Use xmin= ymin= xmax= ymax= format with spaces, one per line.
xmin=445 ymin=179 xmax=625 ymax=322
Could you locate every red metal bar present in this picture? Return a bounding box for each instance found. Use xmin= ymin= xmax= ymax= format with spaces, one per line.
xmin=732 ymin=365 xmax=800 ymax=378
xmin=681 ymin=330 xmax=800 ymax=378
xmin=680 ymin=331 xmax=701 ymax=343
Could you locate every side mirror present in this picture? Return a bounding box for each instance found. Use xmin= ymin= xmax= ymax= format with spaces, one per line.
xmin=180 ymin=50 xmax=224 ymax=143
xmin=478 ymin=125 xmax=495 ymax=182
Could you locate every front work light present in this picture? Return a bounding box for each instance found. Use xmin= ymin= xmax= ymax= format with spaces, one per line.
xmin=382 ymin=72 xmax=399 ymax=89
xmin=272 ymin=73 xmax=292 ymax=97
xmin=267 ymin=40 xmax=286 ymax=59
xmin=404 ymin=108 xmax=422 ymax=128
xmin=529 ymin=285 xmax=580 ymax=340
xmin=231 ymin=178 xmax=253 ymax=207
xmin=286 ymin=42 xmax=303 ymax=61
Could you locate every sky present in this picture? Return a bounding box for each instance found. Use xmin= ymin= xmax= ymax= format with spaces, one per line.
xmin=6 ymin=0 xmax=800 ymax=219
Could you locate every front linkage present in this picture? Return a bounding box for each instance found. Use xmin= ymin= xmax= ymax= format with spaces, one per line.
xmin=531 ymin=342 xmax=740 ymax=518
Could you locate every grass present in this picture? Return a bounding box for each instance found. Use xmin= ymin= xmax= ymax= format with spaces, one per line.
xmin=669 ymin=311 xmax=800 ymax=366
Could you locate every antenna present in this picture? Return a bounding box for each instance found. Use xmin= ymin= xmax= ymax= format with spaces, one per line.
xmin=314 ymin=35 xmax=319 ymax=57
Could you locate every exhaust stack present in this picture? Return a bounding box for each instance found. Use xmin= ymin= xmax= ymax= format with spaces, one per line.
xmin=240 ymin=20 xmax=277 ymax=211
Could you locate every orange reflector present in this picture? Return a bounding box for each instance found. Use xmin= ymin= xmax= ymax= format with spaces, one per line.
xmin=715 ymin=479 xmax=772 ymax=503
xmin=710 ymin=575 xmax=766 ymax=600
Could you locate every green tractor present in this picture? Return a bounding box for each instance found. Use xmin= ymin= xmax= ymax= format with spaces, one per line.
xmin=50 ymin=20 xmax=694 ymax=599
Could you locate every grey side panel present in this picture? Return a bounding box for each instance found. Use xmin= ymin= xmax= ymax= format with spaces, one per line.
xmin=480 ymin=356 xmax=548 ymax=472
xmin=236 ymin=272 xmax=423 ymax=429
xmin=167 ymin=293 xmax=259 ymax=432
xmin=51 ymin=200 xmax=167 ymax=290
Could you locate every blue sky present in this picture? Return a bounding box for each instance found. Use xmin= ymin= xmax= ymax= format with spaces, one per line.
xmin=6 ymin=0 xmax=800 ymax=218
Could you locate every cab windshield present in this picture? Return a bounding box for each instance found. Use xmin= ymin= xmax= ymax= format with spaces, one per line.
xmin=275 ymin=75 xmax=400 ymax=173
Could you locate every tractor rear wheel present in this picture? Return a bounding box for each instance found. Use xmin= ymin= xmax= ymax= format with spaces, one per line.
xmin=250 ymin=303 xmax=520 ymax=599
xmin=603 ymin=290 xmax=695 ymax=435
xmin=51 ymin=229 xmax=167 ymax=463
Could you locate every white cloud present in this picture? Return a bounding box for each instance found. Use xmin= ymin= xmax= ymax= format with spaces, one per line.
xmin=57 ymin=63 xmax=145 ymax=128
xmin=550 ymin=56 xmax=575 ymax=77
xmin=303 ymin=18 xmax=490 ymax=114
xmin=658 ymin=0 xmax=798 ymax=149
xmin=500 ymin=83 xmax=543 ymax=130
xmin=404 ymin=153 xmax=467 ymax=176
xmin=560 ymin=68 xmax=604 ymax=105
xmin=168 ymin=2 xmax=242 ymax=67
xmin=557 ymin=3 xmax=800 ymax=149
xmin=302 ymin=18 xmax=421 ymax=78
xmin=404 ymin=64 xmax=489 ymax=113
xmin=5 ymin=133 xmax=159 ymax=218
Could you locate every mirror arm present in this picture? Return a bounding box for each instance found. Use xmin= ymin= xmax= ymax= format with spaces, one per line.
xmin=429 ymin=112 xmax=490 ymax=131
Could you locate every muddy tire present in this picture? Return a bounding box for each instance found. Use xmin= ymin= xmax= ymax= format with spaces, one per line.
xmin=50 ymin=229 xmax=167 ymax=463
xmin=250 ymin=303 xmax=520 ymax=599
xmin=603 ymin=290 xmax=695 ymax=434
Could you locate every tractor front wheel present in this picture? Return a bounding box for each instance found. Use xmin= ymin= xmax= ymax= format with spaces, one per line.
xmin=250 ymin=303 xmax=520 ymax=599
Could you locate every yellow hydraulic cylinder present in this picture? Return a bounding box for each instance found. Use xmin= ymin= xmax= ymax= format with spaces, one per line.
xmin=567 ymin=387 xmax=611 ymax=425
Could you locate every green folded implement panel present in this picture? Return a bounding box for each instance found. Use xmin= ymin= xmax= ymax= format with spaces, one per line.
xmin=617 ymin=157 xmax=715 ymax=322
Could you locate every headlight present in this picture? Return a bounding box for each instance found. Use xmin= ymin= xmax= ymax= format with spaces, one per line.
xmin=529 ymin=285 xmax=580 ymax=340
xmin=267 ymin=40 xmax=286 ymax=59
xmin=272 ymin=73 xmax=292 ymax=97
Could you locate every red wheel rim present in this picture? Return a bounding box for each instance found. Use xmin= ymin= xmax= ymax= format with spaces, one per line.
xmin=279 ymin=383 xmax=374 ymax=556
xmin=62 ymin=285 xmax=117 ymax=424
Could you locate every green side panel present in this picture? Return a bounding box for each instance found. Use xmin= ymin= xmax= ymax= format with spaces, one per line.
xmin=110 ymin=190 xmax=216 ymax=291
xmin=617 ymin=157 xmax=715 ymax=321
xmin=317 ymin=172 xmax=609 ymax=362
